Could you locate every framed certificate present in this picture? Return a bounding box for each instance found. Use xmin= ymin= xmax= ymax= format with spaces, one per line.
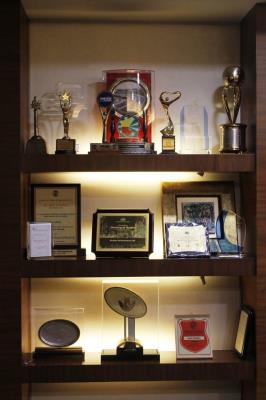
xmin=175 ymin=314 xmax=213 ymax=359
xmin=91 ymin=209 xmax=153 ymax=257
xmin=31 ymin=184 xmax=82 ymax=257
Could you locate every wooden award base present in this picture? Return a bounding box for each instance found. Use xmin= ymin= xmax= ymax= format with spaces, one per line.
xmin=55 ymin=138 xmax=76 ymax=154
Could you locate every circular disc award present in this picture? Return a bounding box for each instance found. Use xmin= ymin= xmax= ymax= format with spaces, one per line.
xmin=104 ymin=286 xmax=147 ymax=319
xmin=38 ymin=319 xmax=80 ymax=347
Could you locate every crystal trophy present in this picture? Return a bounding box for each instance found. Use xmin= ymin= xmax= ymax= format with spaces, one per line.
xmin=55 ymin=90 xmax=76 ymax=154
xmin=159 ymin=91 xmax=181 ymax=153
xmin=219 ymin=65 xmax=246 ymax=153
xmin=25 ymin=97 xmax=47 ymax=155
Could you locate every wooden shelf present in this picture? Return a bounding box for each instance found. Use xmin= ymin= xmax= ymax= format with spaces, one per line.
xmin=21 ymin=350 xmax=255 ymax=383
xmin=22 ymin=153 xmax=255 ymax=173
xmin=21 ymin=257 xmax=255 ymax=278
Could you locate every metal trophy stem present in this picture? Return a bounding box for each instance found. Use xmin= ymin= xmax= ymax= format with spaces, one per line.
xmin=55 ymin=90 xmax=76 ymax=154
xmin=219 ymin=65 xmax=246 ymax=153
xmin=25 ymin=97 xmax=47 ymax=155
xmin=160 ymin=91 xmax=181 ymax=153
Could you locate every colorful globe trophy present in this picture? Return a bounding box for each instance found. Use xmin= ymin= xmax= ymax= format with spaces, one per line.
xmin=25 ymin=97 xmax=47 ymax=155
xmin=219 ymin=65 xmax=246 ymax=153
xmin=55 ymin=90 xmax=76 ymax=154
xmin=159 ymin=90 xmax=181 ymax=153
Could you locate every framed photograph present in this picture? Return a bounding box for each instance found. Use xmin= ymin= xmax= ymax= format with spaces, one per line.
xmin=165 ymin=223 xmax=209 ymax=257
xmin=176 ymin=196 xmax=219 ymax=237
xmin=175 ymin=314 xmax=213 ymax=359
xmin=91 ymin=209 xmax=153 ymax=257
xmin=162 ymin=181 xmax=236 ymax=255
xmin=31 ymin=184 xmax=82 ymax=257
xmin=235 ymin=305 xmax=255 ymax=359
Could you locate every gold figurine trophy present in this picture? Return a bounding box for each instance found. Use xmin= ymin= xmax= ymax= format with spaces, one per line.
xmin=25 ymin=97 xmax=47 ymax=155
xmin=219 ymin=65 xmax=246 ymax=153
xmin=159 ymin=91 xmax=181 ymax=153
xmin=56 ymin=90 xmax=76 ymax=154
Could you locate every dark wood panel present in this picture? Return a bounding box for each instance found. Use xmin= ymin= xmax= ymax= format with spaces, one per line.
xmin=0 ymin=1 xmax=29 ymax=398
xmin=21 ymin=257 xmax=255 ymax=278
xmin=22 ymin=351 xmax=254 ymax=383
xmin=22 ymin=153 xmax=255 ymax=173
xmin=241 ymin=4 xmax=266 ymax=400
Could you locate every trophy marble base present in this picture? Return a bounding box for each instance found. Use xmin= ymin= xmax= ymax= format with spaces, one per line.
xmin=90 ymin=143 xmax=119 ymax=152
xmin=25 ymin=135 xmax=47 ymax=155
xmin=117 ymin=142 xmax=156 ymax=154
xmin=101 ymin=348 xmax=160 ymax=361
xmin=161 ymin=135 xmax=176 ymax=154
xmin=33 ymin=347 xmax=84 ymax=360
xmin=219 ymin=123 xmax=246 ymax=153
xmin=55 ymin=138 xmax=76 ymax=154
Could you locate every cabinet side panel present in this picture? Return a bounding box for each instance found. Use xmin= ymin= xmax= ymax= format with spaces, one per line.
xmin=0 ymin=1 xmax=29 ymax=398
xmin=242 ymin=4 xmax=266 ymax=400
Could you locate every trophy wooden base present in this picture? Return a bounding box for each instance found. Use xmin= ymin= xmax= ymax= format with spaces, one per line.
xmin=161 ymin=135 xmax=175 ymax=153
xmin=33 ymin=347 xmax=84 ymax=360
xmin=55 ymin=138 xmax=76 ymax=154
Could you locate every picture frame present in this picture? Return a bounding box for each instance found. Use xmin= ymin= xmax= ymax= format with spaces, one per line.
xmin=235 ymin=305 xmax=255 ymax=359
xmin=31 ymin=183 xmax=83 ymax=257
xmin=175 ymin=314 xmax=213 ymax=359
xmin=91 ymin=209 xmax=153 ymax=257
xmin=165 ymin=222 xmax=209 ymax=257
xmin=162 ymin=181 xmax=236 ymax=255
xmin=176 ymin=196 xmax=219 ymax=238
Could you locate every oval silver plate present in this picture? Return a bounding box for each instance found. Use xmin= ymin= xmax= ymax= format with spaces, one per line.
xmin=38 ymin=319 xmax=80 ymax=347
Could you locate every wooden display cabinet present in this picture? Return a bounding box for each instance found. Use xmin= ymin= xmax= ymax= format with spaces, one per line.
xmin=0 ymin=1 xmax=265 ymax=399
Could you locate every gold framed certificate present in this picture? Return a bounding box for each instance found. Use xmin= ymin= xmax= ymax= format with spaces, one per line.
xmin=31 ymin=184 xmax=82 ymax=257
xmin=235 ymin=305 xmax=255 ymax=359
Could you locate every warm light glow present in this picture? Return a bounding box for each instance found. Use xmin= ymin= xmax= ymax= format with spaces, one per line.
xmin=102 ymin=278 xmax=159 ymax=284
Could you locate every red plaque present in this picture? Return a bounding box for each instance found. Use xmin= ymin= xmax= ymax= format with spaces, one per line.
xmin=175 ymin=315 xmax=213 ymax=358
xmin=179 ymin=319 xmax=209 ymax=353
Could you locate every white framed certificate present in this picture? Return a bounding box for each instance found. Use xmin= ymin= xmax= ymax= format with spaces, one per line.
xmin=165 ymin=223 xmax=209 ymax=257
xmin=27 ymin=222 xmax=52 ymax=259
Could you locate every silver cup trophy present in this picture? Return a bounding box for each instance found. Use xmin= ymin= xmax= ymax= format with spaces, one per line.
xmin=219 ymin=65 xmax=246 ymax=153
xmin=159 ymin=91 xmax=181 ymax=153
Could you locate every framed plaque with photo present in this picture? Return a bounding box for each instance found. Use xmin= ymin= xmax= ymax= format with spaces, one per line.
xmin=162 ymin=181 xmax=236 ymax=255
xmin=31 ymin=184 xmax=84 ymax=257
xmin=91 ymin=209 xmax=153 ymax=257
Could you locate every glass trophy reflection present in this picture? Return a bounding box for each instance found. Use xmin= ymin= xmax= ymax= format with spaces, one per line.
xmin=219 ymin=65 xmax=246 ymax=153
xmin=25 ymin=97 xmax=47 ymax=155
xmin=55 ymin=90 xmax=76 ymax=154
xmin=159 ymin=91 xmax=181 ymax=153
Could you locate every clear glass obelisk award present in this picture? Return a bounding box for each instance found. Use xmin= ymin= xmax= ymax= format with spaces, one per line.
xmin=219 ymin=65 xmax=246 ymax=153
xmin=159 ymin=91 xmax=181 ymax=153
xmin=55 ymin=90 xmax=76 ymax=154
xmin=25 ymin=97 xmax=47 ymax=155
